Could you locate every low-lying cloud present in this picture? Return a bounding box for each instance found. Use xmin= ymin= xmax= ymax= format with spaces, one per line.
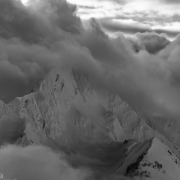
xmin=0 ymin=145 xmax=92 ymax=180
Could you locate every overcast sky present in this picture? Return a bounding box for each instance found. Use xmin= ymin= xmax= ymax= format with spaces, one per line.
xmin=66 ymin=0 xmax=180 ymax=39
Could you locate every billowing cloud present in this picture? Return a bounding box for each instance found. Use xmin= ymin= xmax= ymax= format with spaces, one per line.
xmin=0 ymin=0 xmax=82 ymax=42
xmin=74 ymin=20 xmax=180 ymax=117
xmin=129 ymin=32 xmax=170 ymax=54
xmin=0 ymin=145 xmax=92 ymax=180
xmin=0 ymin=0 xmax=83 ymax=103
xmin=1 ymin=0 xmax=180 ymax=118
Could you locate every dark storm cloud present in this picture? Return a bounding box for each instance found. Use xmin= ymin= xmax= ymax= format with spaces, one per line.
xmin=129 ymin=32 xmax=170 ymax=54
xmin=0 ymin=0 xmax=82 ymax=43
xmin=100 ymin=20 xmax=180 ymax=38
xmin=74 ymin=20 xmax=180 ymax=117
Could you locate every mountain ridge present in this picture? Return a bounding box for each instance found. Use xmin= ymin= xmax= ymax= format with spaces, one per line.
xmin=0 ymin=67 xmax=180 ymax=179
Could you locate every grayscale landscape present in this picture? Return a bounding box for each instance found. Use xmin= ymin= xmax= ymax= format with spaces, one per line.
xmin=0 ymin=0 xmax=180 ymax=179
